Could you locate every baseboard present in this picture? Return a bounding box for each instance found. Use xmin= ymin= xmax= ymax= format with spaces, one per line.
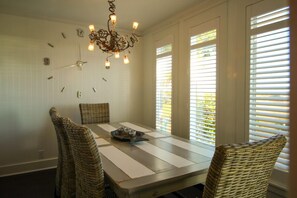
xmin=0 ymin=158 xmax=58 ymax=177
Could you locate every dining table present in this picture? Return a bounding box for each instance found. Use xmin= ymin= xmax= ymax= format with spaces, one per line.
xmin=85 ymin=122 xmax=214 ymax=198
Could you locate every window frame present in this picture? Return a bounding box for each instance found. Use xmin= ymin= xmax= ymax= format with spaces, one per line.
xmin=155 ymin=36 xmax=174 ymax=133
xmin=245 ymin=0 xmax=290 ymax=179
xmin=188 ymin=19 xmax=219 ymax=147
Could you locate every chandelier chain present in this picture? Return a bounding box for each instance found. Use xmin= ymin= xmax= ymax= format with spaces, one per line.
xmin=108 ymin=0 xmax=116 ymax=14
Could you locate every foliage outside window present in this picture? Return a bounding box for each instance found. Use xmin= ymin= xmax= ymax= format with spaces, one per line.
xmin=156 ymin=44 xmax=172 ymax=133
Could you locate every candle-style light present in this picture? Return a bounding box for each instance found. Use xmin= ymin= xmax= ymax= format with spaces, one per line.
xmin=133 ymin=22 xmax=139 ymax=30
xmin=105 ymin=59 xmax=111 ymax=69
xmin=123 ymin=55 xmax=129 ymax=64
xmin=89 ymin=25 xmax=95 ymax=32
xmin=88 ymin=42 xmax=94 ymax=51
xmin=114 ymin=51 xmax=120 ymax=59
xmin=110 ymin=15 xmax=117 ymax=25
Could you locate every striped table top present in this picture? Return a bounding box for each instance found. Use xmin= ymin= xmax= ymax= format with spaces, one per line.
xmin=86 ymin=122 xmax=214 ymax=198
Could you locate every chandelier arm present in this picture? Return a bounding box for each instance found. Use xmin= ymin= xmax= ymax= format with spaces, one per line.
xmin=118 ymin=44 xmax=129 ymax=52
xmin=125 ymin=33 xmax=139 ymax=49
xmin=108 ymin=52 xmax=113 ymax=57
xmin=107 ymin=18 xmax=112 ymax=33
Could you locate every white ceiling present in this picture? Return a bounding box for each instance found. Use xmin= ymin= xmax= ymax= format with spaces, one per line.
xmin=0 ymin=0 xmax=203 ymax=31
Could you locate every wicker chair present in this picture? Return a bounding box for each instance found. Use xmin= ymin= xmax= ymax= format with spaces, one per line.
xmin=62 ymin=117 xmax=117 ymax=198
xmin=49 ymin=107 xmax=76 ymax=198
xmin=79 ymin=103 xmax=110 ymax=124
xmin=202 ymin=134 xmax=287 ymax=198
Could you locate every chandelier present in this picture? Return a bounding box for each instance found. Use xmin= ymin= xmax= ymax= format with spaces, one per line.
xmin=88 ymin=0 xmax=139 ymax=69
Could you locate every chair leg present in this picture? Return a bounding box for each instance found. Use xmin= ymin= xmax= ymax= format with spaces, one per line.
xmin=54 ymin=188 xmax=60 ymax=198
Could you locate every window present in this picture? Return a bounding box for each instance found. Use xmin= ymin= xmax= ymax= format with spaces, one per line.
xmin=189 ymin=22 xmax=218 ymax=147
xmin=248 ymin=6 xmax=290 ymax=171
xmin=156 ymin=44 xmax=172 ymax=133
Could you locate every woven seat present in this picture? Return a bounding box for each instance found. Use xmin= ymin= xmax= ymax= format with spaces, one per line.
xmin=202 ymin=134 xmax=287 ymax=198
xmin=79 ymin=103 xmax=110 ymax=124
xmin=49 ymin=107 xmax=76 ymax=198
xmin=173 ymin=135 xmax=287 ymax=198
xmin=63 ymin=117 xmax=117 ymax=198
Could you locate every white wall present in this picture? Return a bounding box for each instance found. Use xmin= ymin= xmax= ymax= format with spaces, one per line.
xmin=0 ymin=14 xmax=143 ymax=175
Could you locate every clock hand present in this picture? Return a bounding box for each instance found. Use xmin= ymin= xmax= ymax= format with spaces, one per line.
xmin=76 ymin=61 xmax=88 ymax=70
xmin=78 ymin=44 xmax=82 ymax=61
xmin=55 ymin=61 xmax=87 ymax=70
xmin=54 ymin=64 xmax=77 ymax=70
xmin=54 ymin=44 xmax=87 ymax=70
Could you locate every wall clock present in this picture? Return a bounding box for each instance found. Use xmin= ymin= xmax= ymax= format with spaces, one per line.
xmin=46 ymin=29 xmax=99 ymax=98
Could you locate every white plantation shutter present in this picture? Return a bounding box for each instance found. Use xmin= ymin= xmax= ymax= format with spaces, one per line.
xmin=249 ymin=6 xmax=290 ymax=171
xmin=189 ymin=25 xmax=217 ymax=147
xmin=156 ymin=44 xmax=172 ymax=133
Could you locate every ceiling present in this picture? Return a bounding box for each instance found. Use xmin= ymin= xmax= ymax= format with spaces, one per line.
xmin=0 ymin=0 xmax=203 ymax=32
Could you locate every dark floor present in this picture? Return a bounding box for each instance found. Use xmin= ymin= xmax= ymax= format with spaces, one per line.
xmin=0 ymin=168 xmax=203 ymax=198
xmin=0 ymin=169 xmax=56 ymax=198
xmin=167 ymin=184 xmax=204 ymax=198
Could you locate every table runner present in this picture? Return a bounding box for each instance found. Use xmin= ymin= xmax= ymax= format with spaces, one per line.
xmin=95 ymin=138 xmax=110 ymax=146
xmin=161 ymin=137 xmax=214 ymax=158
xmin=120 ymin=122 xmax=151 ymax=132
xmin=135 ymin=142 xmax=194 ymax=168
xmin=92 ymin=131 xmax=99 ymax=138
xmin=97 ymin=123 xmax=117 ymax=132
xmin=99 ymin=145 xmax=155 ymax=179
xmin=146 ymin=132 xmax=169 ymax=138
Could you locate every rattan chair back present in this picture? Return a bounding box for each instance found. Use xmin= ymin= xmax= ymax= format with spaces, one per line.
xmin=79 ymin=103 xmax=110 ymax=124
xmin=203 ymin=135 xmax=287 ymax=198
xmin=63 ymin=117 xmax=106 ymax=198
xmin=49 ymin=107 xmax=76 ymax=198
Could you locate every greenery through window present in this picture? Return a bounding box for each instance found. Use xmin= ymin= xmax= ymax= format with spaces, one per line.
xmin=190 ymin=27 xmax=217 ymax=146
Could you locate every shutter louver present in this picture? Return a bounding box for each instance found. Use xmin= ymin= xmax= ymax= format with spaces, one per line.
xmin=249 ymin=7 xmax=290 ymax=171
xmin=190 ymin=29 xmax=217 ymax=147
xmin=156 ymin=44 xmax=172 ymax=133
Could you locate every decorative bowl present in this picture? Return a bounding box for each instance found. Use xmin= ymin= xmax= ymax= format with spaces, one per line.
xmin=111 ymin=127 xmax=148 ymax=142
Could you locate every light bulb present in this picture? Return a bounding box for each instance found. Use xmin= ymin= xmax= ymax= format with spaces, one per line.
xmin=110 ymin=15 xmax=117 ymax=25
xmin=132 ymin=22 xmax=139 ymax=30
xmin=123 ymin=55 xmax=129 ymax=64
xmin=88 ymin=42 xmax=95 ymax=51
xmin=89 ymin=25 xmax=95 ymax=32
xmin=114 ymin=52 xmax=120 ymax=58
xmin=105 ymin=59 xmax=111 ymax=67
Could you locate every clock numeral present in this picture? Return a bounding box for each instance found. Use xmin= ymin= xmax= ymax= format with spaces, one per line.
xmin=93 ymin=88 xmax=97 ymax=92
xmin=44 ymin=57 xmax=50 ymax=65
xmin=47 ymin=76 xmax=53 ymax=80
xmin=48 ymin=43 xmax=54 ymax=48
xmin=77 ymin=91 xmax=82 ymax=98
xmin=76 ymin=28 xmax=84 ymax=37
xmin=61 ymin=87 xmax=65 ymax=92
xmin=61 ymin=32 xmax=66 ymax=39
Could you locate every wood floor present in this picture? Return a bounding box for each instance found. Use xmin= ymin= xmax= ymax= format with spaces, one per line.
xmin=0 ymin=168 xmax=203 ymax=198
xmin=0 ymin=169 xmax=56 ymax=198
